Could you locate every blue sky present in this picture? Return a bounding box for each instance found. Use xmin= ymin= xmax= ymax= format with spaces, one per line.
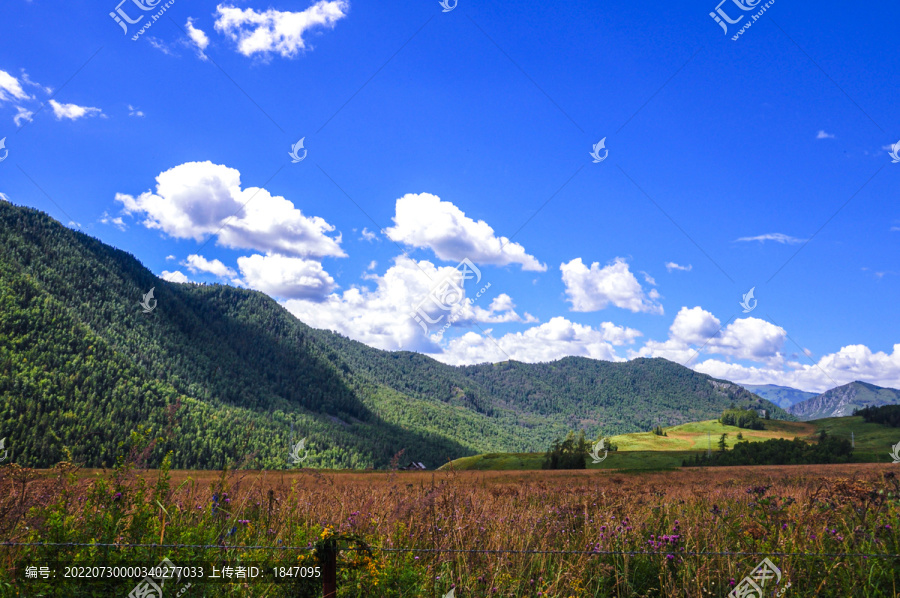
xmin=1 ymin=0 xmax=898 ymax=392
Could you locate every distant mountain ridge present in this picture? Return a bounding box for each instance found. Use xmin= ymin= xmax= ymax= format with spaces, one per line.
xmin=0 ymin=201 xmax=790 ymax=469
xmin=741 ymin=384 xmax=817 ymax=409
xmin=788 ymin=381 xmax=900 ymax=420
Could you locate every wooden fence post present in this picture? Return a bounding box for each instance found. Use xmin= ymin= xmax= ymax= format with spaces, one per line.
xmin=321 ymin=545 xmax=337 ymax=598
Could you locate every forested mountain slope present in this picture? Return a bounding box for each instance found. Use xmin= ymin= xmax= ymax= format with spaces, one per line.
xmin=788 ymin=381 xmax=900 ymax=420
xmin=0 ymin=202 xmax=788 ymax=469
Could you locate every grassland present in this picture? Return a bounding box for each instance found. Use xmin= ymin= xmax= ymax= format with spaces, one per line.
xmin=1 ymin=460 xmax=898 ymax=597
xmin=442 ymin=417 xmax=899 ymax=471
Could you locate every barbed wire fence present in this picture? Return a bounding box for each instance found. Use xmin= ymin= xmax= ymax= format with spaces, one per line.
xmin=2 ymin=540 xmax=899 ymax=597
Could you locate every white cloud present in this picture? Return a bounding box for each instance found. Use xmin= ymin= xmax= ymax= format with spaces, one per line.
xmin=165 ymin=255 xmax=176 ymax=261
xmin=161 ymin=270 xmax=191 ymax=283
xmin=816 ymin=130 xmax=835 ymax=139
xmin=49 ymin=99 xmax=103 ymax=120
xmin=214 ymin=0 xmax=349 ymax=59
xmin=185 ymin=18 xmax=210 ymax=60
xmin=366 ymin=260 xmax=377 ymax=271
xmin=0 ymin=69 xmax=30 ymax=103
xmin=147 ymin=37 xmax=176 ymax=56
xmin=14 ymin=106 xmax=33 ymax=126
xmin=0 ymin=192 xmax=10 ymax=202
xmin=237 ymin=254 xmax=335 ymax=300
xmin=184 ymin=254 xmax=237 ymax=278
xmin=735 ymin=233 xmax=806 ymax=244
xmin=128 ymin=105 xmax=144 ymax=117
xmin=891 ymin=226 xmax=900 ymax=232
xmin=360 ymin=227 xmax=377 ymax=242
xmin=640 ymin=271 xmax=656 ymax=285
xmin=665 ymin=261 xmax=692 ymax=272
xmin=100 ymin=211 xmax=126 ymax=230
xmin=695 ymin=343 xmax=900 ymax=393
xmin=283 ymin=256 xmax=534 ymax=353
xmin=432 ymin=317 xmax=641 ymax=366
xmin=116 ymin=161 xmax=345 ymax=258
xmin=386 ymin=193 xmax=546 ymax=272
xmin=560 ymin=257 xmax=663 ymax=314
xmin=631 ymin=306 xmax=786 ymax=366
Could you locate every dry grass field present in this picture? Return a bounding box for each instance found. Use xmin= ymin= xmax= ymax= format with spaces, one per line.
xmin=1 ymin=460 xmax=899 ymax=597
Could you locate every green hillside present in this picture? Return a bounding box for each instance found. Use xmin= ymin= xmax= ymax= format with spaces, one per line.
xmin=0 ymin=202 xmax=789 ymax=470
xmin=442 ymin=416 xmax=900 ymax=470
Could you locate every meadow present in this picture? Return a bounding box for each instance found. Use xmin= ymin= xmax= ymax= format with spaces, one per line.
xmin=443 ymin=417 xmax=897 ymax=471
xmin=1 ymin=455 xmax=898 ymax=597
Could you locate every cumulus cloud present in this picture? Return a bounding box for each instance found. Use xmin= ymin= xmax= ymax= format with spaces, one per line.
xmin=115 ymin=161 xmax=345 ymax=258
xmin=237 ymin=254 xmax=336 ymax=300
xmin=49 ymin=99 xmax=103 ymax=120
xmin=695 ymin=343 xmax=900 ymax=393
xmin=560 ymin=257 xmax=663 ymax=314
xmin=185 ymin=18 xmax=210 ymax=60
xmin=631 ymin=306 xmax=786 ymax=365
xmin=816 ymin=130 xmax=835 ymax=139
xmin=432 ymin=317 xmax=641 ymax=366
xmin=735 ymin=233 xmax=806 ymax=244
xmin=359 ymin=227 xmax=377 ymax=242
xmin=665 ymin=262 xmax=692 ymax=272
xmin=386 ymin=193 xmax=546 ymax=272
xmin=161 ymin=270 xmax=191 ymax=283
xmin=128 ymin=105 xmax=144 ymax=117
xmin=282 ymin=256 xmax=533 ymax=352
xmin=214 ymin=0 xmax=348 ymax=59
xmin=184 ymin=254 xmax=236 ymax=278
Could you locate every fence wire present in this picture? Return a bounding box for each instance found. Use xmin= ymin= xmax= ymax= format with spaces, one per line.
xmin=2 ymin=541 xmax=898 ymax=559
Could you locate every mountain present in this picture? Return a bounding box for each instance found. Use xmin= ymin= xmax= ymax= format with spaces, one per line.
xmin=0 ymin=201 xmax=790 ymax=469
xmin=741 ymin=384 xmax=817 ymax=409
xmin=787 ymin=381 xmax=900 ymax=420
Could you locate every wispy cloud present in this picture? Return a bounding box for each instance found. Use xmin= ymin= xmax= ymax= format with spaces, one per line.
xmin=49 ymin=100 xmax=103 ymax=120
xmin=816 ymin=130 xmax=835 ymax=139
xmin=735 ymin=233 xmax=806 ymax=245
xmin=665 ymin=262 xmax=692 ymax=272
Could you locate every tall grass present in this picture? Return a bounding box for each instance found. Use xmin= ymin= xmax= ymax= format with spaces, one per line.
xmin=1 ymin=453 xmax=898 ymax=597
